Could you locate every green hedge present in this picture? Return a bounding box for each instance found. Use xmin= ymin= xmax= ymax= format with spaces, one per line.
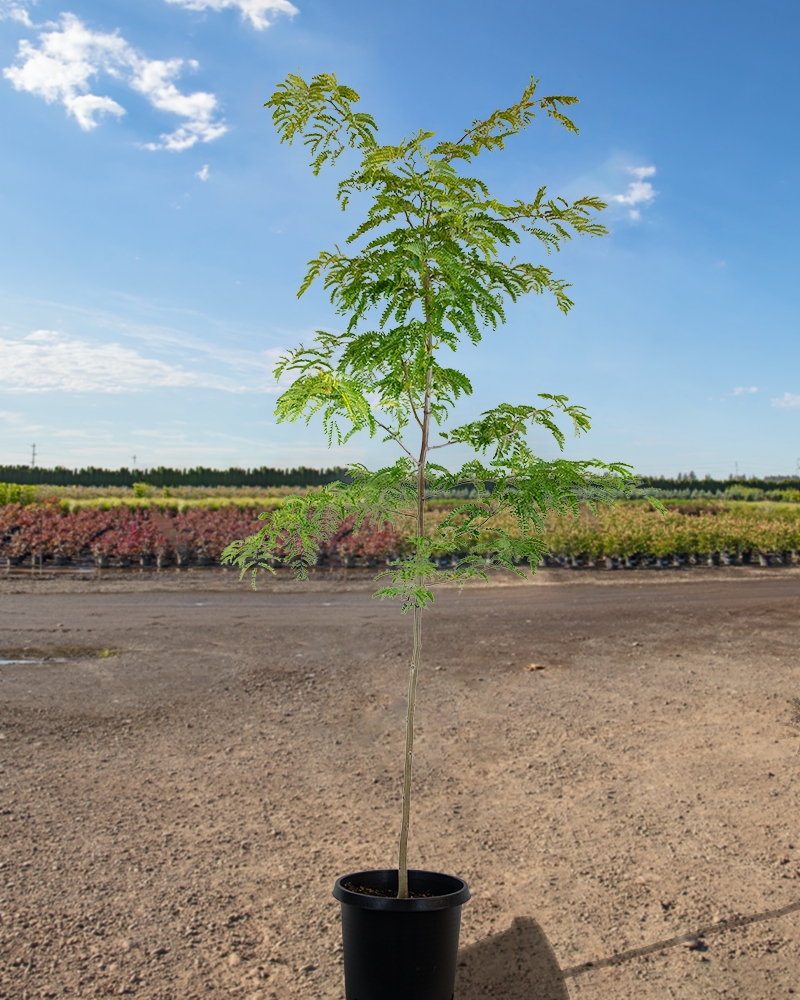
xmin=0 ymin=465 xmax=352 ymax=488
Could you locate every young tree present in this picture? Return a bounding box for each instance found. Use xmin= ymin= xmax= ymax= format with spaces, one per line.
xmin=222 ymin=72 xmax=663 ymax=898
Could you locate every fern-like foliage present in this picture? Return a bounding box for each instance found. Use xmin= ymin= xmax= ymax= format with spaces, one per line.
xmin=223 ymin=70 xmax=665 ymax=608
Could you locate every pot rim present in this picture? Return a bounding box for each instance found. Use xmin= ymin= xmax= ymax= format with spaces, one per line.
xmin=333 ymin=869 xmax=470 ymax=912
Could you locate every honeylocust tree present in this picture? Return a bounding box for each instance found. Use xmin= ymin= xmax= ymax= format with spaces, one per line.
xmin=222 ymin=72 xmax=664 ymax=898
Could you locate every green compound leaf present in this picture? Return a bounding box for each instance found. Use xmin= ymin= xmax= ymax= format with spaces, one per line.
xmin=226 ymin=71 xmax=657 ymax=613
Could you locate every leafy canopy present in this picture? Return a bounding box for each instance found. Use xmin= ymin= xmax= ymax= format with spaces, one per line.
xmin=222 ymin=71 xmax=664 ymax=605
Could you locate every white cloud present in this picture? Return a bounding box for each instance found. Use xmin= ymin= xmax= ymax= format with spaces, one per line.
xmin=164 ymin=0 xmax=299 ymax=31
xmin=0 ymin=330 xmax=255 ymax=392
xmin=733 ymin=386 xmax=758 ymax=395
xmin=196 ymin=163 xmax=210 ymax=180
xmin=0 ymin=0 xmax=36 ymax=25
xmin=2 ymin=13 xmax=227 ymax=149
xmin=611 ymin=165 xmax=657 ymax=220
xmin=0 ymin=292 xmax=288 ymax=386
xmin=772 ymin=392 xmax=800 ymax=409
xmin=0 ymin=408 xmax=43 ymax=430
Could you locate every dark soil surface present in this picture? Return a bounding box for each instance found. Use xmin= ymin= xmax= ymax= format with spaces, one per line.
xmin=1 ymin=565 xmax=800 ymax=999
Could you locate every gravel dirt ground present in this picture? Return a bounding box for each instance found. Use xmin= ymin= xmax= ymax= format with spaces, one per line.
xmin=1 ymin=565 xmax=800 ymax=1000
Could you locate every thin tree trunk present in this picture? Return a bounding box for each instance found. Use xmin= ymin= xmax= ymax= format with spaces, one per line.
xmin=397 ymin=602 xmax=422 ymax=898
xmin=397 ymin=266 xmax=434 ymax=899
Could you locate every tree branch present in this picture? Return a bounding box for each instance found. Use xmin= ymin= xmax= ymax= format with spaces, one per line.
xmin=402 ymin=361 xmax=424 ymax=430
xmin=373 ymin=418 xmax=416 ymax=460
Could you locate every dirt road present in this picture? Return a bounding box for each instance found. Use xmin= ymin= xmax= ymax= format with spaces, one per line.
xmin=1 ymin=567 xmax=799 ymax=998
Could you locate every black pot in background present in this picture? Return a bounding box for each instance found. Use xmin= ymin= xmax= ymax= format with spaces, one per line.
xmin=333 ymin=869 xmax=470 ymax=1000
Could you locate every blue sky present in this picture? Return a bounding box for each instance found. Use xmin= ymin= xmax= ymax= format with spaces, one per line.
xmin=1 ymin=0 xmax=798 ymax=479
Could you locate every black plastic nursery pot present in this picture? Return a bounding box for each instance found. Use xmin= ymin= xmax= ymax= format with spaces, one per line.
xmin=333 ymin=869 xmax=470 ymax=1000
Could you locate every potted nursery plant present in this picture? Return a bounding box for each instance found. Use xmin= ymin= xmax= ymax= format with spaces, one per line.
xmin=222 ymin=72 xmax=664 ymax=1000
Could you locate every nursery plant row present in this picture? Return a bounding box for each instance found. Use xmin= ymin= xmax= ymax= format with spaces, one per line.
xmin=0 ymin=503 xmax=395 ymax=567
xmin=0 ymin=482 xmax=303 ymax=505
xmin=4 ymin=480 xmax=800 ymax=507
xmin=2 ymin=500 xmax=800 ymax=568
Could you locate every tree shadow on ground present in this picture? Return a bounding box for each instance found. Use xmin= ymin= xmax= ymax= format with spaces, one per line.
xmin=455 ymin=898 xmax=800 ymax=998
xmin=456 ymin=916 xmax=567 ymax=999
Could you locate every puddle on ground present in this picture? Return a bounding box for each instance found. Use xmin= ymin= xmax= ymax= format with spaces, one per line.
xmin=0 ymin=658 xmax=69 ymax=665
xmin=0 ymin=647 xmax=120 ymax=664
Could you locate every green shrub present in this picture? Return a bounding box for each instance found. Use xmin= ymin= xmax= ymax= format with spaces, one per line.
xmin=0 ymin=483 xmax=37 ymax=506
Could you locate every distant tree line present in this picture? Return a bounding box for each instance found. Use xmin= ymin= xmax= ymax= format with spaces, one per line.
xmin=0 ymin=465 xmax=352 ymax=488
xmin=641 ymin=475 xmax=800 ymax=494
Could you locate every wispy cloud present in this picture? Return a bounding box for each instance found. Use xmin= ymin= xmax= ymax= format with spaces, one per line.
xmin=0 ymin=0 xmax=35 ymax=25
xmin=2 ymin=13 xmax=227 ymax=150
xmin=772 ymin=392 xmax=800 ymax=409
xmin=611 ymin=165 xmax=657 ymax=221
xmin=164 ymin=0 xmax=299 ymax=31
xmin=0 ymin=330 xmax=263 ymax=392
xmin=0 ymin=289 xmax=289 ymax=385
xmin=0 ymin=408 xmax=44 ymax=432
xmin=196 ymin=163 xmax=210 ymax=180
xmin=733 ymin=386 xmax=758 ymax=395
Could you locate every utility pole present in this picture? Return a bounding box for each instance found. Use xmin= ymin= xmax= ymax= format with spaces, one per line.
xmin=31 ymin=443 xmax=36 ymax=468
xmin=735 ymin=461 xmax=738 ymax=478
